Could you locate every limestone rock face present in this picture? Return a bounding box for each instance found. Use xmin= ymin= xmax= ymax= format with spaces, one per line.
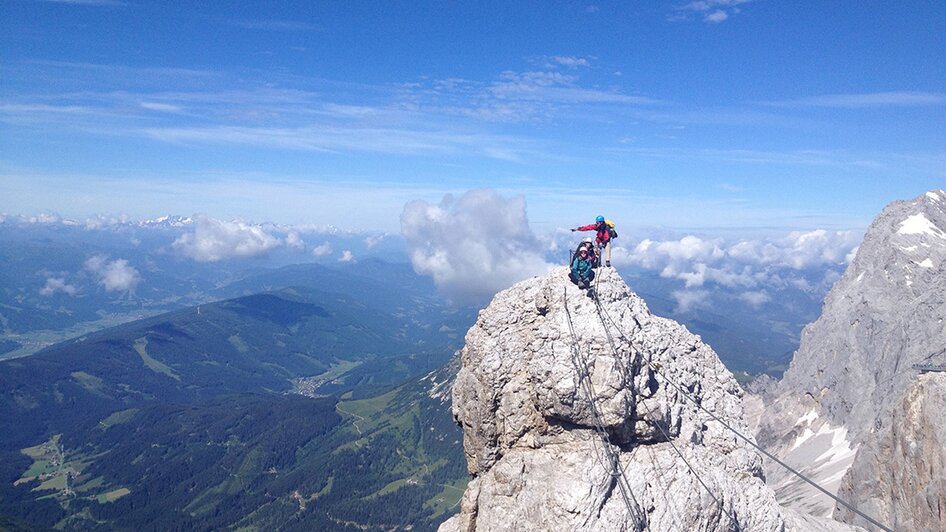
xmin=439 ymin=267 xmax=856 ymax=531
xmin=771 ymin=190 xmax=946 ymax=441
xmin=834 ymin=373 xmax=946 ymax=532
xmin=756 ymin=190 xmax=946 ymax=516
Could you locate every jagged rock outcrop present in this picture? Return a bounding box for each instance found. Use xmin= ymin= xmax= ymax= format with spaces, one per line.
xmin=834 ymin=373 xmax=946 ymax=531
xmin=757 ymin=190 xmax=946 ymax=518
xmin=440 ymin=267 xmax=856 ymax=531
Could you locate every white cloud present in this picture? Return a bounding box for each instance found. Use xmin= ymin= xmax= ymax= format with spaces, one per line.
xmin=762 ymin=91 xmax=946 ymax=108
xmin=676 ymin=0 xmax=753 ymax=23
xmin=84 ymin=255 xmax=141 ymax=293
xmin=39 ymin=277 xmax=78 ymax=296
xmin=704 ymin=10 xmax=728 ymax=22
xmin=364 ymin=235 xmax=385 ymax=249
xmin=549 ymin=56 xmax=592 ymax=68
xmin=285 ymin=231 xmax=305 ymax=250
xmin=100 ymin=259 xmax=141 ymax=292
xmin=227 ymin=19 xmax=319 ymax=31
xmin=84 ymin=254 xmax=107 ymax=272
xmin=621 ymin=229 xmax=859 ymax=293
xmin=173 ymin=216 xmax=281 ymax=262
xmin=727 ymin=229 xmax=858 ymax=269
xmin=312 ymin=242 xmax=333 ymax=256
xmin=42 ymin=0 xmax=126 ymax=5
xmin=672 ymin=289 xmax=710 ymax=313
xmin=28 ymin=213 xmax=62 ymax=224
xmin=739 ymin=290 xmax=770 ymax=308
xmin=401 ymin=189 xmax=554 ymax=303
xmin=83 ymin=213 xmax=131 ymax=229
xmin=338 ymin=250 xmax=354 ymax=262
xmin=140 ymin=102 xmax=183 ymax=113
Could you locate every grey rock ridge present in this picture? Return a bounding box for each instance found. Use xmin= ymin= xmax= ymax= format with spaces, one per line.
xmin=439 ymin=267 xmax=856 ymax=531
xmin=835 ymin=373 xmax=946 ymax=532
xmin=756 ymin=190 xmax=946 ymax=517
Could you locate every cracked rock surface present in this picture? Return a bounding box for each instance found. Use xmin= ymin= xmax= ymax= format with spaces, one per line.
xmin=834 ymin=373 xmax=946 ymax=532
xmin=440 ymin=267 xmax=856 ymax=531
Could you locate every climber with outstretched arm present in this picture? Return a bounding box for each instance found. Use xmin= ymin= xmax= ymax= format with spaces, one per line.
xmin=571 ymin=215 xmax=615 ymax=267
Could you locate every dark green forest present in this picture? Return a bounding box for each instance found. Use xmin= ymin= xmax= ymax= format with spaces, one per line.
xmin=1 ymin=287 xmax=470 ymax=531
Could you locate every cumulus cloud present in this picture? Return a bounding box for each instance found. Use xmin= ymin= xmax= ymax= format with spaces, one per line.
xmin=672 ymin=289 xmax=710 ymax=313
xmin=173 ymin=216 xmax=281 ymax=262
xmin=312 ymin=242 xmax=333 ymax=256
xmin=285 ymin=231 xmax=305 ymax=250
xmin=739 ymin=290 xmax=771 ymax=308
xmin=99 ymin=259 xmax=141 ymax=292
xmin=339 ymin=250 xmax=354 ymax=263
xmin=28 ymin=213 xmax=62 ymax=225
xmin=84 ymin=255 xmax=141 ymax=293
xmin=624 ymin=230 xmax=859 ymax=290
xmin=364 ymin=234 xmax=385 ymax=249
xmin=726 ymin=229 xmax=858 ymax=270
xmin=608 ymin=229 xmax=861 ymax=311
xmin=401 ymin=189 xmax=554 ymax=303
xmin=39 ymin=277 xmax=78 ymax=296
xmin=82 ymin=213 xmax=130 ymax=229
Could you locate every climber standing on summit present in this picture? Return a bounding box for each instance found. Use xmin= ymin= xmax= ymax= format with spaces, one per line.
xmin=572 ymin=215 xmax=616 ymax=267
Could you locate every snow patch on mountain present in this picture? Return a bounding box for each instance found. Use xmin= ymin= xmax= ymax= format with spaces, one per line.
xmin=897 ymin=212 xmax=945 ymax=238
xmin=757 ymin=189 xmax=946 ymax=527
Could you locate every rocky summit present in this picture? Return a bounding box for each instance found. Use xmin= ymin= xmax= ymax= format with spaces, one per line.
xmin=439 ymin=267 xmax=854 ymax=531
xmin=756 ymin=190 xmax=946 ymax=519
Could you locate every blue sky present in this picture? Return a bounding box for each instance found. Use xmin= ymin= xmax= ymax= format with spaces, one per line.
xmin=1 ymin=0 xmax=944 ymax=233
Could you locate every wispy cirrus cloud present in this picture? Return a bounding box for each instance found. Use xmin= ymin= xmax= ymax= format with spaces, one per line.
xmin=544 ymin=55 xmax=594 ymax=69
xmin=760 ymin=91 xmax=946 ymax=108
xmin=489 ymin=70 xmax=659 ymax=105
xmin=226 ymin=19 xmax=320 ymax=31
xmin=673 ymin=0 xmax=754 ymax=23
xmin=1 ymin=60 xmax=658 ymax=161
xmin=41 ymin=0 xmax=126 ymax=6
xmin=609 ymin=146 xmax=882 ymax=168
xmin=141 ymin=124 xmax=540 ymax=160
xmin=139 ymin=102 xmax=183 ymax=113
